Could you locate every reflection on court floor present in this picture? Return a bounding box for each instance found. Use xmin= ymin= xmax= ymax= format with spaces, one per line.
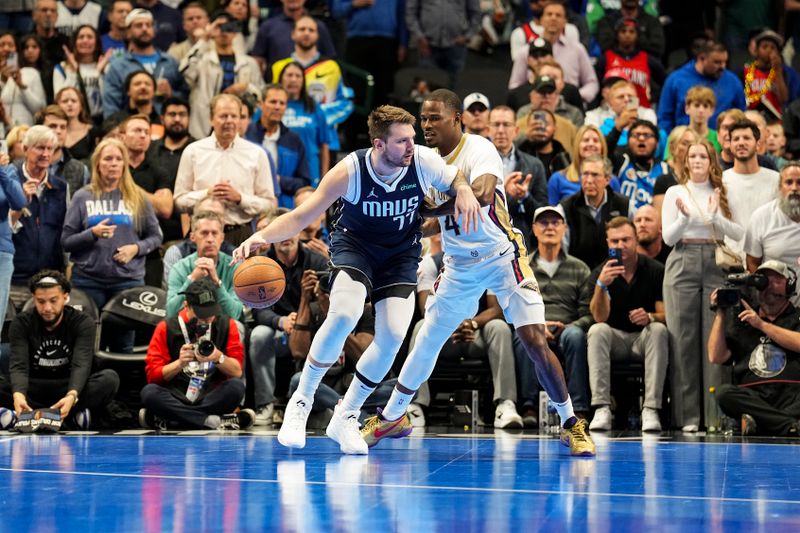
xmin=1 ymin=431 xmax=799 ymax=531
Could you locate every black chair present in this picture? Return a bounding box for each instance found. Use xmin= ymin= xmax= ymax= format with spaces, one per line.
xmin=95 ymin=286 xmax=167 ymax=362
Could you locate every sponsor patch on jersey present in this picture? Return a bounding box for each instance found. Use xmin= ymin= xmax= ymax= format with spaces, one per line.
xmin=519 ymin=280 xmax=540 ymax=294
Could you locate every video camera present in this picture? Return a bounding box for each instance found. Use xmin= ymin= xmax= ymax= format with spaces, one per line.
xmin=187 ymin=318 xmax=215 ymax=357
xmin=716 ymin=272 xmax=768 ymax=308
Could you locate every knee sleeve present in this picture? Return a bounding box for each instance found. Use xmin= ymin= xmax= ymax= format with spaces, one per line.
xmin=306 ymin=271 xmax=368 ymax=365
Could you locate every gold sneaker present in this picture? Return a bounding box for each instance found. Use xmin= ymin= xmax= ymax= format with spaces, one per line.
xmin=361 ymin=408 xmax=413 ymax=448
xmin=560 ymin=418 xmax=596 ymax=456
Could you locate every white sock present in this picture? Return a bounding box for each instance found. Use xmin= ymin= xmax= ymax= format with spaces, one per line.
xmin=339 ymin=375 xmax=376 ymax=413
xmin=204 ymin=415 xmax=220 ymax=429
xmin=296 ymin=361 xmax=329 ymax=399
xmin=382 ymin=388 xmax=415 ymax=421
xmin=297 ymin=271 xmax=367 ymax=399
xmin=553 ymin=396 xmax=576 ymax=427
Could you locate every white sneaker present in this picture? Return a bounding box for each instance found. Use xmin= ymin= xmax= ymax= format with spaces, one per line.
xmin=589 ymin=406 xmax=612 ymax=431
xmin=641 ymin=407 xmax=662 ymax=432
xmin=407 ymin=403 xmax=426 ymax=427
xmin=278 ymin=393 xmax=312 ymax=448
xmin=255 ymin=403 xmax=275 ymax=426
xmin=326 ymin=404 xmax=368 ymax=455
xmin=682 ymin=424 xmax=699 ymax=433
xmin=494 ymin=399 xmax=523 ymax=429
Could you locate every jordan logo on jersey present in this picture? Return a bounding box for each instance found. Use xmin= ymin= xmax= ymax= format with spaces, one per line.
xmin=366 ymin=187 xmax=379 ymax=199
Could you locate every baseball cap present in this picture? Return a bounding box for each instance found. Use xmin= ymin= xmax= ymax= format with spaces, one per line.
xmin=463 ymin=92 xmax=490 ymax=111
xmin=753 ymin=29 xmax=784 ymax=49
xmin=533 ymin=205 xmax=565 ymax=222
xmin=180 ymin=278 xmax=223 ymax=319
xmin=528 ymin=37 xmax=553 ymax=57
xmin=532 ymin=75 xmax=556 ymax=93
xmin=614 ymin=17 xmax=638 ymax=32
xmin=125 ymin=8 xmax=153 ymax=27
xmin=756 ymin=260 xmax=793 ymax=279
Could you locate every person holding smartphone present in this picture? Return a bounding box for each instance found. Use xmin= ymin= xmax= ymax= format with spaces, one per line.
xmin=587 ymin=216 xmax=668 ymax=432
xmin=0 ymin=31 xmax=47 ymax=127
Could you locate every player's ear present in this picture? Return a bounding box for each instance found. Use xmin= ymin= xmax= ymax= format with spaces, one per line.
xmin=64 ymin=293 xmax=71 ymax=303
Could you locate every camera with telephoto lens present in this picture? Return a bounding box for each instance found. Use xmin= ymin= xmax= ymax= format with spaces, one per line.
xmin=716 ymin=272 xmax=768 ymax=308
xmin=187 ymin=319 xmax=215 ymax=357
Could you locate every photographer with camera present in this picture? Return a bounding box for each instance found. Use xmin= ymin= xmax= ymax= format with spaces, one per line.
xmin=140 ymin=277 xmax=254 ymax=431
xmin=708 ymin=261 xmax=800 ymax=436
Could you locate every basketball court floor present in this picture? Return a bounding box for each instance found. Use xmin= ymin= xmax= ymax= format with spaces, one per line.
xmin=1 ymin=428 xmax=798 ymax=531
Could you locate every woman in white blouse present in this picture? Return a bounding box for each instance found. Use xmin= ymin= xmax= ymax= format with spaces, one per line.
xmin=661 ymin=140 xmax=744 ymax=432
xmin=0 ymin=32 xmax=46 ymax=127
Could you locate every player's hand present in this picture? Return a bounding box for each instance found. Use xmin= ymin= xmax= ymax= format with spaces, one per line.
xmin=628 ymin=307 xmax=650 ymax=327
xmin=113 ymin=244 xmax=138 ymax=264
xmin=303 ymin=237 xmax=329 ymax=259
xmin=230 ymin=233 xmax=269 ymax=264
xmin=13 ymin=392 xmax=31 ymax=414
xmin=212 ymin=182 xmax=242 ymax=204
xmin=598 ymin=259 xmax=625 ymax=286
xmin=738 ymin=299 xmax=765 ymax=330
xmin=51 ymin=393 xmax=76 ymax=418
xmin=453 ymin=184 xmax=484 ymax=234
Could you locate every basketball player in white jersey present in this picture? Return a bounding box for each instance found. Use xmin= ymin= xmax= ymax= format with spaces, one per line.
xmin=362 ymin=90 xmax=596 ymax=456
xmin=232 ymin=105 xmax=483 ymax=454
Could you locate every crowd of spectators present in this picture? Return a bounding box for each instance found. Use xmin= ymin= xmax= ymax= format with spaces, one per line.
xmin=0 ymin=0 xmax=800 ymax=437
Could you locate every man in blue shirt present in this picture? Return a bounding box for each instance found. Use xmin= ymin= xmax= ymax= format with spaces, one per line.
xmin=658 ymin=40 xmax=746 ymax=134
xmin=103 ymin=8 xmax=188 ymax=117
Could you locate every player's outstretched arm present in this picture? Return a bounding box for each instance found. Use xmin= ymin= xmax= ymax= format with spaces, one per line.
xmin=231 ymin=160 xmax=350 ymax=263
xmin=451 ymin=171 xmax=485 ymax=234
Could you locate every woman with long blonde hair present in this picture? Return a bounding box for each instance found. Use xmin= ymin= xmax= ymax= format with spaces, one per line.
xmin=661 ymin=139 xmax=743 ymax=432
xmin=652 ymin=126 xmax=699 ymax=214
xmin=547 ymin=124 xmax=621 ymax=204
xmin=61 ymin=138 xmax=162 ymax=352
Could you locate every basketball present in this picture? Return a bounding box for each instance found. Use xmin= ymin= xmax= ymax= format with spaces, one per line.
xmin=233 ymin=256 xmax=286 ymax=309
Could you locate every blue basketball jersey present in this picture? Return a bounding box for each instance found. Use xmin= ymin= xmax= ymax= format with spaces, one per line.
xmin=333 ymin=148 xmax=426 ymax=251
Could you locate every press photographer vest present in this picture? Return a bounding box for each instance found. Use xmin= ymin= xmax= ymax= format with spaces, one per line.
xmin=163 ymin=315 xmax=231 ymax=400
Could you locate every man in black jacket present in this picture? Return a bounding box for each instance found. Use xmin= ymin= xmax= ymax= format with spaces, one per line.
xmin=0 ymin=270 xmax=119 ymax=429
xmin=248 ymin=208 xmax=328 ymax=426
xmin=560 ymin=155 xmax=630 ymax=269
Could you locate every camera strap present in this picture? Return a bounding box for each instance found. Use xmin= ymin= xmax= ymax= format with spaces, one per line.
xmin=177 ymin=315 xmax=192 ymax=345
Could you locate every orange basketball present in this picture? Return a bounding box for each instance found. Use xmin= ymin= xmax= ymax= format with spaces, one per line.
xmin=233 ymin=256 xmax=286 ymax=309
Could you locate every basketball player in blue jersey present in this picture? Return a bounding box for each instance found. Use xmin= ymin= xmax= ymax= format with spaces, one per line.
xmin=232 ymin=105 xmax=483 ymax=454
xmin=362 ymin=90 xmax=596 ymax=456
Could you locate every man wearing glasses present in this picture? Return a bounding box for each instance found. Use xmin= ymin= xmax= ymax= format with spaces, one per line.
xmin=610 ymin=119 xmax=668 ymax=209
xmin=514 ymin=205 xmax=593 ymax=423
xmin=488 ymin=105 xmax=547 ymax=249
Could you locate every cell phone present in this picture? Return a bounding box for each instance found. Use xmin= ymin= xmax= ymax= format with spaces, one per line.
xmin=0 ymin=140 xmax=7 ymax=155
xmin=626 ymin=96 xmax=639 ymax=111
xmin=608 ymin=248 xmax=622 ymax=262
xmin=532 ymin=111 xmax=547 ymax=133
xmin=219 ymin=20 xmax=242 ymax=33
xmin=313 ymin=270 xmax=332 ymax=292
xmin=5 ymin=52 xmax=17 ymax=70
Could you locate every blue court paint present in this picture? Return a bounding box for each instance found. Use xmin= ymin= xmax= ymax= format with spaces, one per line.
xmin=1 ymin=433 xmax=799 ymax=531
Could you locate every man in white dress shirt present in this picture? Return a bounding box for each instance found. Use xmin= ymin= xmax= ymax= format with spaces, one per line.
xmin=174 ymin=93 xmax=276 ymax=246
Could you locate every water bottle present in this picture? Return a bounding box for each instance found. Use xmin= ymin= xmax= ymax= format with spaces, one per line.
xmin=708 ymin=386 xmax=721 ymax=433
